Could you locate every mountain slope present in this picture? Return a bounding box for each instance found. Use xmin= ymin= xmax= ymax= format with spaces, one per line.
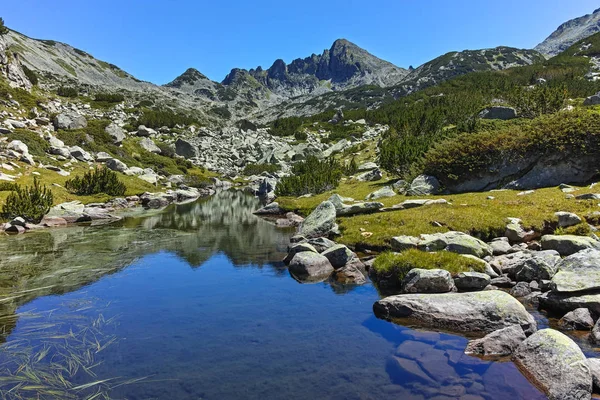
xmin=535 ymin=8 xmax=600 ymax=57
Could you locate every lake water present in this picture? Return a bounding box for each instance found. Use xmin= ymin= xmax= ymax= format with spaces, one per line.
xmin=0 ymin=191 xmax=545 ymax=399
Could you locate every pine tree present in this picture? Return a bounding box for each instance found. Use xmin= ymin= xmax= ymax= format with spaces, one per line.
xmin=0 ymin=18 xmax=9 ymax=36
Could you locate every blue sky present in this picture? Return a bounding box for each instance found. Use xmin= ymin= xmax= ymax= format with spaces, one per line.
xmin=2 ymin=1 xmax=598 ymax=84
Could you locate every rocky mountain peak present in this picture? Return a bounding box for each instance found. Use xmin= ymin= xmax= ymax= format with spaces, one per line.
xmin=165 ymin=67 xmax=210 ymax=88
xmin=535 ymin=8 xmax=600 ymax=57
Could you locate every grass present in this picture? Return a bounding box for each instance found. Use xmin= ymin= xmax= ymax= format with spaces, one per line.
xmin=278 ymin=180 xmax=600 ymax=248
xmin=372 ymin=249 xmax=486 ymax=282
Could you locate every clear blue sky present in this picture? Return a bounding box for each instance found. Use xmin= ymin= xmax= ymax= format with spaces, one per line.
xmin=2 ymin=1 xmax=599 ymax=84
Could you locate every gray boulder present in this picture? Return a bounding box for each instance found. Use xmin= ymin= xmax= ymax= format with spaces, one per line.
xmin=321 ymin=244 xmax=355 ymax=269
xmin=418 ymin=231 xmax=492 ymax=258
xmin=558 ymin=308 xmax=594 ymax=331
xmin=284 ymin=243 xmax=318 ymax=264
xmin=365 ymin=186 xmax=396 ymax=200
xmin=407 ymin=175 xmax=440 ymax=196
xmin=7 ymin=140 xmax=28 ymax=154
xmin=592 ymin=319 xmax=600 ymax=344
xmin=95 ymin=152 xmax=112 ymax=162
xmin=175 ymin=138 xmax=199 ymax=158
xmin=551 ymin=249 xmax=600 ymax=293
xmin=257 ymin=177 xmax=277 ymax=197
xmin=307 ymin=237 xmax=337 ymax=253
xmin=510 ymin=281 xmax=532 ymax=298
xmin=253 ymin=202 xmax=284 ymax=215
xmin=53 ymin=111 xmax=87 ymax=130
xmin=373 ymin=290 xmax=537 ymax=335
xmin=541 ymin=234 xmax=600 ymax=256
xmin=513 ymin=329 xmax=592 ymax=400
xmin=356 ymin=168 xmax=382 ymax=182
xmin=454 ymin=272 xmax=491 ymax=292
xmin=139 ymin=137 xmax=161 ymax=154
xmin=137 ymin=125 xmax=156 ymax=137
xmin=332 ymin=264 xmax=367 ymax=285
xmin=489 ymin=237 xmax=513 ymax=255
xmin=584 ymin=93 xmax=600 ymax=106
xmin=478 ymin=106 xmax=517 ymax=120
xmin=556 ymin=211 xmax=583 ymax=228
xmin=587 ymin=358 xmax=600 ymax=391
xmin=298 ymin=201 xmax=337 ymax=239
xmin=402 ymin=269 xmax=455 ymax=293
xmin=69 ymin=146 xmax=92 ymax=162
xmin=106 ymin=158 xmax=127 ymax=172
xmin=540 ymin=292 xmax=600 ymax=316
xmin=105 ymin=123 xmax=126 ymax=145
xmin=288 ymin=252 xmax=334 ymax=282
xmin=357 ymin=162 xmax=378 ymax=171
xmin=390 ymin=235 xmax=419 ymax=252
xmin=465 ymin=325 xmax=526 ymax=357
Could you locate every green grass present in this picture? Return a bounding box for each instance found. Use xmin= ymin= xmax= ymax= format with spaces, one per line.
xmin=278 ymin=180 xmax=600 ymax=248
xmin=372 ymin=249 xmax=486 ymax=282
xmin=7 ymin=130 xmax=49 ymax=156
xmin=54 ymin=58 xmax=77 ymax=76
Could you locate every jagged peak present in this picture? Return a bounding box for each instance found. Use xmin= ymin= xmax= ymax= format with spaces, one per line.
xmin=165 ymin=67 xmax=211 ymax=88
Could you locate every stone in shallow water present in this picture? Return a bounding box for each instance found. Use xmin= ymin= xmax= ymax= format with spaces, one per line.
xmin=288 ymin=252 xmax=334 ymax=282
xmin=513 ymin=329 xmax=592 ymax=400
xmin=465 ymin=325 xmax=526 ymax=357
xmin=373 ymin=290 xmax=537 ymax=335
xmin=321 ymin=244 xmax=355 ymax=269
xmin=558 ymin=308 xmax=594 ymax=331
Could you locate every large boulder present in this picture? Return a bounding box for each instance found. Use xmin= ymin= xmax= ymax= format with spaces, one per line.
xmin=365 ymin=186 xmax=396 ymax=200
xmin=478 ymin=106 xmax=517 ymax=120
xmin=373 ymin=290 xmax=537 ymax=335
xmin=406 ymin=175 xmax=440 ymax=196
xmin=288 ymin=252 xmax=334 ymax=282
xmin=541 ymin=235 xmax=600 ymax=256
xmin=298 ymin=201 xmax=337 ymax=239
xmin=175 ymin=138 xmax=199 ymax=158
xmin=332 ymin=264 xmax=367 ymax=285
xmin=556 ymin=211 xmax=583 ymax=228
xmin=284 ymin=243 xmax=318 ymax=264
xmin=53 ymin=111 xmax=87 ymax=130
xmin=465 ymin=325 xmax=526 ymax=357
xmin=418 ymin=231 xmax=492 ymax=258
xmin=558 ymin=308 xmax=594 ymax=331
xmin=490 ymin=250 xmax=560 ymax=282
xmin=513 ymin=329 xmax=592 ymax=400
xmin=402 ymin=269 xmax=455 ymax=293
xmin=139 ymin=137 xmax=161 ymax=154
xmin=69 ymin=146 xmax=93 ymax=162
xmin=454 ymin=272 xmax=491 ymax=292
xmin=355 ymin=168 xmax=382 ymax=182
xmin=105 ymin=123 xmax=126 ymax=145
xmin=106 ymin=158 xmax=127 ymax=172
xmin=321 ymin=244 xmax=355 ymax=269
xmin=7 ymin=140 xmax=28 ymax=154
xmin=551 ymin=249 xmax=600 ymax=293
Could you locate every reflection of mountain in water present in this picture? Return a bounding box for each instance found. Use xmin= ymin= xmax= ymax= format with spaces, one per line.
xmin=0 ymin=190 xmax=292 ymax=337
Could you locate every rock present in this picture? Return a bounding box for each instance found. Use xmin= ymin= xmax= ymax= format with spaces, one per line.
xmin=253 ymin=202 xmax=284 ymax=215
xmin=337 ymin=202 xmax=383 ymax=216
xmin=321 ymin=244 xmax=355 ymax=269
xmin=556 ymin=211 xmax=583 ymax=228
xmin=513 ymin=329 xmax=592 ymax=400
xmin=576 ymin=193 xmax=600 ymax=200
xmin=106 ymin=158 xmax=128 ymax=172
xmin=257 ymin=177 xmax=277 ymax=197
xmin=406 ymin=175 xmax=440 ymax=196
xmin=307 ymin=237 xmax=337 ymax=253
xmin=357 ymin=162 xmax=378 ymax=171
xmin=465 ymin=325 xmax=526 ymax=357
xmin=454 ymin=272 xmax=491 ymax=292
xmin=298 ymin=201 xmax=337 ymax=239
xmin=365 ymin=186 xmax=396 ymax=200
xmin=540 ymin=291 xmax=600 ymax=316
xmin=53 ymin=111 xmax=87 ymax=130
xmin=284 ymin=243 xmax=318 ymax=264
xmin=175 ymin=138 xmax=199 ymax=158
xmin=105 ymin=123 xmax=126 ymax=145
xmin=5 ymin=224 xmax=25 ymax=234
xmin=505 ymin=218 xmax=537 ymax=243
xmin=550 ymin=249 xmax=600 ymax=293
xmin=123 ymin=167 xmax=144 ymax=176
xmin=139 ymin=138 xmax=161 ymax=154
xmin=390 ymin=235 xmax=419 ymax=252
xmin=9 ymin=217 xmax=26 ymax=227
xmin=541 ymin=234 xmax=600 ymax=256
xmin=332 ymin=264 xmax=367 ymax=285
xmin=418 ymin=231 xmax=492 ymax=258
xmin=69 ymin=146 xmax=93 ymax=162
xmin=374 ymin=290 xmax=537 ymax=335
xmin=137 ymin=125 xmax=156 ymax=137
xmin=7 ymin=140 xmax=28 ymax=154
xmin=593 ymin=319 xmax=600 ymax=344
xmin=391 ymin=179 xmax=408 ymax=193
xmin=490 ymin=250 xmax=561 ymax=282
xmin=95 ymin=152 xmax=112 ymax=162
xmin=288 ymin=252 xmax=334 ymax=282
xmin=356 ymin=168 xmax=382 ymax=182
xmin=49 ymin=146 xmax=70 ymax=158
xmin=478 ymin=106 xmax=517 ymax=120
xmin=489 ymin=237 xmax=513 ymax=255
xmin=402 ymin=268 xmax=455 ymax=293
xmin=509 ymin=282 xmax=532 ymax=298
xmin=39 ymin=216 xmax=68 ymax=227
xmin=558 ymin=308 xmax=594 ymax=331
xmin=138 ymin=174 xmax=158 ymax=184
xmin=587 ymin=359 xmax=600 ymax=391
xmin=584 ymin=93 xmax=600 ymax=106
xmin=276 ymin=212 xmax=304 ymax=228
xmin=140 ymin=192 xmax=175 ymax=209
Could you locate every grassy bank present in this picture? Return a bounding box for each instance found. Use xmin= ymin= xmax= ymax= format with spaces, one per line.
xmin=278 ymin=180 xmax=600 ymax=248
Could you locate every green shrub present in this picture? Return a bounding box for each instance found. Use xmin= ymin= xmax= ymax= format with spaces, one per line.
xmin=137 ymin=109 xmax=198 ymax=128
xmin=21 ymin=65 xmax=38 ymax=86
xmin=294 ymin=131 xmax=308 ymax=141
xmin=243 ymin=163 xmax=281 ymax=176
xmin=0 ymin=18 xmax=8 ymax=36
xmin=269 ymin=116 xmax=303 ymax=136
xmin=1 ymin=178 xmax=54 ymax=223
xmin=94 ymin=93 xmax=125 ymax=103
xmin=65 ymin=167 xmax=126 ymax=196
xmin=136 ymin=100 xmax=153 ymax=108
xmin=9 ymin=130 xmax=49 ymax=156
xmin=372 ymin=249 xmax=485 ymax=282
xmin=57 ymin=86 xmax=78 ymax=98
xmin=185 ymin=174 xmax=212 ymax=188
xmin=276 ymin=156 xmax=343 ymax=196
xmin=0 ymin=182 xmax=17 ymax=192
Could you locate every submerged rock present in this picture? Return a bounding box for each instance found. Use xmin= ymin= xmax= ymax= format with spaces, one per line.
xmin=513 ymin=329 xmax=592 ymax=400
xmin=558 ymin=308 xmax=594 ymax=331
xmin=465 ymin=325 xmax=526 ymax=357
xmin=373 ymin=290 xmax=537 ymax=335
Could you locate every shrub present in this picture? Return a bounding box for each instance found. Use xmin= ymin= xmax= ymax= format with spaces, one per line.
xmin=0 ymin=182 xmax=17 ymax=192
xmin=1 ymin=178 xmax=54 ymax=223
xmin=276 ymin=156 xmax=343 ymax=196
xmin=94 ymin=93 xmax=125 ymax=103
xmin=0 ymin=17 xmax=8 ymax=36
xmin=9 ymin=130 xmax=49 ymax=156
xmin=21 ymin=65 xmax=38 ymax=86
xmin=65 ymin=167 xmax=126 ymax=196
xmin=243 ymin=163 xmax=281 ymax=176
xmin=294 ymin=131 xmax=308 ymax=141
xmin=137 ymin=109 xmax=198 ymax=129
xmin=269 ymin=116 xmax=303 ymax=136
xmin=57 ymin=86 xmax=78 ymax=98
xmin=372 ymin=249 xmax=485 ymax=282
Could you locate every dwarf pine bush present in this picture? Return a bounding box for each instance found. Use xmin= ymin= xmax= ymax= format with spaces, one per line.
xmin=276 ymin=156 xmax=343 ymax=196
xmin=2 ymin=178 xmax=54 ymax=223
xmin=65 ymin=167 xmax=126 ymax=196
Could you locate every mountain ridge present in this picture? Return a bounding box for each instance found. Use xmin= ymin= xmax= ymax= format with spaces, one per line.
xmin=535 ymin=8 xmax=600 ymax=56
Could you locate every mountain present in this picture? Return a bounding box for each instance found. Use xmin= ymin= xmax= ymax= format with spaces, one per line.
xmin=535 ymin=8 xmax=600 ymax=57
